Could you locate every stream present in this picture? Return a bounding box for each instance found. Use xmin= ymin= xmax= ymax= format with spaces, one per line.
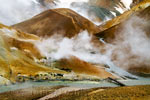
xmin=0 ymin=78 xmax=150 ymax=93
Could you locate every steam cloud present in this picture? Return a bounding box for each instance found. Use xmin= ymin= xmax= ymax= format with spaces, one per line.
xmin=0 ymin=0 xmax=98 ymax=25
xmin=54 ymin=0 xmax=133 ymax=25
xmin=0 ymin=0 xmax=133 ymax=26
xmin=110 ymin=16 xmax=150 ymax=70
xmin=35 ymin=15 xmax=150 ymax=78
xmin=0 ymin=0 xmax=48 ymax=25
xmin=35 ymin=31 xmax=109 ymax=64
xmin=0 ymin=0 xmax=147 ymax=78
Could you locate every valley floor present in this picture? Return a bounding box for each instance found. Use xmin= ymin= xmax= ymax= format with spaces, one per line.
xmin=0 ymin=80 xmax=150 ymax=100
xmin=0 ymin=84 xmax=150 ymax=100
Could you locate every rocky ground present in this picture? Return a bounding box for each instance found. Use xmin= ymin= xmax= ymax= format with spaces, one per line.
xmin=0 ymin=85 xmax=150 ymax=100
xmin=45 ymin=85 xmax=150 ymax=100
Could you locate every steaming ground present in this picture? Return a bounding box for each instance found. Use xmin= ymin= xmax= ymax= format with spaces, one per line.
xmin=0 ymin=0 xmax=147 ymax=78
xmin=35 ymin=15 xmax=150 ymax=78
xmin=36 ymin=31 xmax=109 ymax=64
xmin=35 ymin=30 xmax=138 ymax=78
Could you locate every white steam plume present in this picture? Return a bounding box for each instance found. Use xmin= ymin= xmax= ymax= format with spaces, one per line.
xmin=35 ymin=30 xmax=138 ymax=78
xmin=53 ymin=0 xmax=133 ymax=25
xmin=0 ymin=0 xmax=133 ymax=26
xmin=110 ymin=16 xmax=150 ymax=71
xmin=0 ymin=0 xmax=99 ymax=25
xmin=35 ymin=31 xmax=108 ymax=64
xmin=55 ymin=0 xmax=89 ymax=8
xmin=0 ymin=0 xmax=47 ymax=25
xmin=0 ymin=0 xmax=144 ymax=78
xmin=35 ymin=15 xmax=149 ymax=78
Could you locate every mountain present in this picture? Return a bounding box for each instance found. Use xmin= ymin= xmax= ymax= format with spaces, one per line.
xmin=0 ymin=0 xmax=148 ymax=85
xmin=12 ymin=8 xmax=100 ymax=38
xmin=96 ymin=0 xmax=150 ymax=42
xmin=88 ymin=0 xmax=132 ymax=21
xmin=0 ymin=23 xmax=115 ymax=84
xmin=95 ymin=0 xmax=150 ymax=76
xmin=0 ymin=23 xmax=66 ymax=84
